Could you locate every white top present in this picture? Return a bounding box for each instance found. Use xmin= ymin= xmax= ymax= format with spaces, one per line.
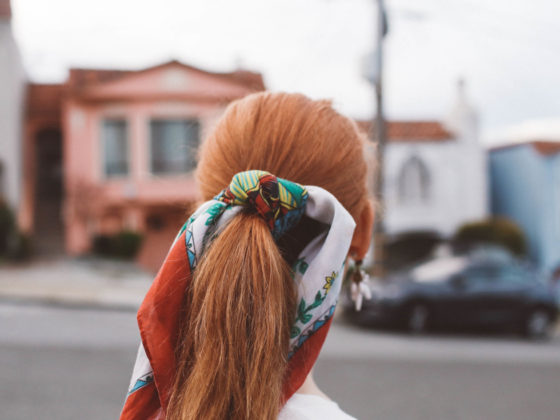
xmin=278 ymin=393 xmax=358 ymax=420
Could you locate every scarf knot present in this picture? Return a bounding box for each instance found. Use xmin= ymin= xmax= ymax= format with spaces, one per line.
xmin=215 ymin=170 xmax=308 ymax=239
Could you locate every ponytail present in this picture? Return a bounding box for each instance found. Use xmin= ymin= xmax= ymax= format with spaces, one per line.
xmin=167 ymin=91 xmax=370 ymax=419
xmin=167 ymin=212 xmax=296 ymax=420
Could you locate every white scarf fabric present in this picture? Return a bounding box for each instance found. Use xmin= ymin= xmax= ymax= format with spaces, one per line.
xmin=127 ymin=184 xmax=356 ymax=395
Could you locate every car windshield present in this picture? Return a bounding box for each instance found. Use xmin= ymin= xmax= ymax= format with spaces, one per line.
xmin=468 ymin=246 xmax=514 ymax=265
xmin=411 ymin=257 xmax=468 ymax=283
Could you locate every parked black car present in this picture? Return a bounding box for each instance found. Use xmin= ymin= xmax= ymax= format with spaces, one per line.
xmin=343 ymin=255 xmax=559 ymax=338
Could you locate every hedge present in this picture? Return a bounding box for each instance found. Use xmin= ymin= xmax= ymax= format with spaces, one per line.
xmin=453 ymin=217 xmax=526 ymax=256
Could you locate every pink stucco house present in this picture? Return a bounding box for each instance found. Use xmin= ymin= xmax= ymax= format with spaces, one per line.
xmin=22 ymin=60 xmax=265 ymax=270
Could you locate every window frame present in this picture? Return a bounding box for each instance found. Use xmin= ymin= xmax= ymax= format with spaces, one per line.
xmin=101 ymin=118 xmax=130 ymax=179
xmin=148 ymin=117 xmax=200 ymax=177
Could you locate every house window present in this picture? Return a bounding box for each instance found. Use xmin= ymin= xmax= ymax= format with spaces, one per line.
xmin=150 ymin=119 xmax=199 ymax=175
xmin=397 ymin=155 xmax=431 ymax=205
xmin=102 ymin=119 xmax=129 ymax=177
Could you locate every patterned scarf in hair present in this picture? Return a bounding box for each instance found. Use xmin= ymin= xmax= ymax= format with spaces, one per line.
xmin=120 ymin=170 xmax=356 ymax=419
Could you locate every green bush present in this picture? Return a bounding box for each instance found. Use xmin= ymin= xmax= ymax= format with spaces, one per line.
xmin=0 ymin=200 xmax=15 ymax=256
xmin=384 ymin=230 xmax=442 ymax=272
xmin=92 ymin=235 xmax=114 ymax=257
xmin=453 ymin=218 xmax=526 ymax=256
xmin=8 ymin=232 xmax=32 ymax=261
xmin=93 ymin=230 xmax=143 ymax=259
xmin=113 ymin=230 xmax=144 ymax=259
xmin=0 ymin=201 xmax=32 ymax=261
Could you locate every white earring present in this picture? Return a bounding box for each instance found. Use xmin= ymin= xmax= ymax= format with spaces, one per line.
xmin=350 ymin=259 xmax=372 ymax=311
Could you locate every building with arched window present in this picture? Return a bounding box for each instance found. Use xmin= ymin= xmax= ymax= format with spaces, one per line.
xmin=360 ymin=81 xmax=488 ymax=238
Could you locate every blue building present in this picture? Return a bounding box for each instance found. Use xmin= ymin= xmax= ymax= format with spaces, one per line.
xmin=489 ymin=141 xmax=560 ymax=274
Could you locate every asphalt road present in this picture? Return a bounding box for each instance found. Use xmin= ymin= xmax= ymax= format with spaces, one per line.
xmin=1 ymin=303 xmax=560 ymax=420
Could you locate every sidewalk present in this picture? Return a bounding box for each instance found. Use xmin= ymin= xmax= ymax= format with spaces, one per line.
xmin=0 ymin=258 xmax=153 ymax=310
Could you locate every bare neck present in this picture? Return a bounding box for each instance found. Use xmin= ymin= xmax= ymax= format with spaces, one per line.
xmin=295 ymin=370 xmax=331 ymax=401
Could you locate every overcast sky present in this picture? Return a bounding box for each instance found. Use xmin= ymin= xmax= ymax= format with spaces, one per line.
xmin=11 ymin=0 xmax=560 ymax=144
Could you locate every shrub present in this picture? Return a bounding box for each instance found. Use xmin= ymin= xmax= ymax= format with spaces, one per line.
xmin=113 ymin=230 xmax=143 ymax=259
xmin=7 ymin=232 xmax=32 ymax=261
xmin=453 ymin=217 xmax=526 ymax=256
xmin=92 ymin=235 xmax=114 ymax=257
xmin=0 ymin=200 xmax=15 ymax=256
xmin=0 ymin=201 xmax=32 ymax=261
xmin=92 ymin=230 xmax=143 ymax=259
xmin=383 ymin=230 xmax=442 ymax=272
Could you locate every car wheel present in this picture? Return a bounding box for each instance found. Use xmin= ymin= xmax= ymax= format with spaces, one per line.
xmin=407 ymin=303 xmax=430 ymax=334
xmin=524 ymin=308 xmax=552 ymax=340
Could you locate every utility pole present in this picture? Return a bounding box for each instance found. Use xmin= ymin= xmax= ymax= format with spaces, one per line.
xmin=369 ymin=0 xmax=387 ymax=279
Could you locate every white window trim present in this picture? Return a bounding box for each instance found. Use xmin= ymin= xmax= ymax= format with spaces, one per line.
xmin=100 ymin=117 xmax=130 ymax=181
xmin=146 ymin=117 xmax=200 ymax=178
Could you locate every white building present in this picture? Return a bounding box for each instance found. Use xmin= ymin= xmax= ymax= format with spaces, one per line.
xmin=362 ymin=81 xmax=487 ymax=238
xmin=0 ymin=0 xmax=26 ymax=213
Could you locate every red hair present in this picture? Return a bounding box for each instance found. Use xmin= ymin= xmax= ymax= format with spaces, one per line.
xmin=167 ymin=92 xmax=368 ymax=420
